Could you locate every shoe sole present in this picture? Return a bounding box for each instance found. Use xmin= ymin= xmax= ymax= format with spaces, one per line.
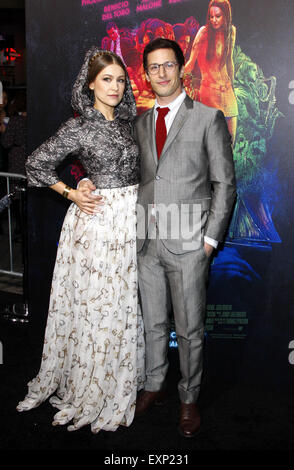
xmin=177 ymin=426 xmax=201 ymax=438
xmin=135 ymin=393 xmax=167 ymax=417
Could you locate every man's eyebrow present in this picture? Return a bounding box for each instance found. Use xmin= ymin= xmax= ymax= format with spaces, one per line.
xmin=101 ymin=73 xmax=125 ymax=78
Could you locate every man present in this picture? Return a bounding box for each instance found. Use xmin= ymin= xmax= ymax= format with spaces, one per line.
xmin=134 ymin=38 xmax=236 ymax=438
xmin=79 ymin=38 xmax=236 ymax=438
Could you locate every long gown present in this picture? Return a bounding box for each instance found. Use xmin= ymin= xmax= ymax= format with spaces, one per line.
xmin=16 ymin=46 xmax=145 ymax=433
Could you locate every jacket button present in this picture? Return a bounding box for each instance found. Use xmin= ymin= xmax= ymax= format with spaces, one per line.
xmin=155 ymin=175 xmax=160 ymax=180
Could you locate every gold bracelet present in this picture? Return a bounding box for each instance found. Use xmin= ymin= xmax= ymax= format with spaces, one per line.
xmin=62 ymin=185 xmax=71 ymax=198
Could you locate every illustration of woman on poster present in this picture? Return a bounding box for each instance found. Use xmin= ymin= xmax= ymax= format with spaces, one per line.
xmin=185 ymin=0 xmax=238 ymax=144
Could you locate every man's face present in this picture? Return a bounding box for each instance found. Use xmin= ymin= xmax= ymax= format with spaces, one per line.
xmin=178 ymin=35 xmax=190 ymax=55
xmin=248 ymin=64 xmax=258 ymax=82
xmin=108 ymin=27 xmax=119 ymax=41
xmin=145 ymin=48 xmax=183 ymax=101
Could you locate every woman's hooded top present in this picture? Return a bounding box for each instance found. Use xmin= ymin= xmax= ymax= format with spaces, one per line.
xmin=26 ymin=46 xmax=140 ymax=189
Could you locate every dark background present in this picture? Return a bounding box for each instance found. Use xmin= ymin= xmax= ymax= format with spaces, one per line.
xmin=0 ymin=0 xmax=294 ymax=454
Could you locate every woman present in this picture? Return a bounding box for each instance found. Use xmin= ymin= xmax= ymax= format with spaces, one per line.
xmin=16 ymin=47 xmax=145 ymax=433
xmin=185 ymin=0 xmax=238 ymax=144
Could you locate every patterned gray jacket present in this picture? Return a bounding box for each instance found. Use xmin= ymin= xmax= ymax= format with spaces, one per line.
xmin=25 ymin=46 xmax=140 ymax=189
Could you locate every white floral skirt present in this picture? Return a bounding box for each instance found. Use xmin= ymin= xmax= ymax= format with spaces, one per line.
xmin=17 ymin=184 xmax=145 ymax=433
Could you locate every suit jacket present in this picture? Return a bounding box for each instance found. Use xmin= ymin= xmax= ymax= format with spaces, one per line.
xmin=134 ymin=95 xmax=236 ymax=254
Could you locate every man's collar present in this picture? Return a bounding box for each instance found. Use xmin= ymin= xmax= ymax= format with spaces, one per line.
xmin=154 ymin=89 xmax=186 ymax=111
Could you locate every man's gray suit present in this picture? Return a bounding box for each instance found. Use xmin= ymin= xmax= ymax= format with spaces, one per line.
xmin=134 ymin=95 xmax=236 ymax=403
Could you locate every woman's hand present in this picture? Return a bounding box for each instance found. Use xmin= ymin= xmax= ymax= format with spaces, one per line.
xmin=69 ymin=185 xmax=104 ymax=215
xmin=50 ymin=180 xmax=103 ymax=215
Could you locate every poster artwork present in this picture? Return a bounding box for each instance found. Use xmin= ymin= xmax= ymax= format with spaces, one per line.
xmin=81 ymin=0 xmax=284 ymax=340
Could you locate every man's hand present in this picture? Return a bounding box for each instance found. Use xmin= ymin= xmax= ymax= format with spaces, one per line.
xmin=69 ymin=179 xmax=103 ymax=215
xmin=203 ymin=242 xmax=214 ymax=258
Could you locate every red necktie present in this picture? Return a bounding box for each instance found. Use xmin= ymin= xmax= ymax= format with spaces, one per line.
xmin=156 ymin=107 xmax=170 ymax=159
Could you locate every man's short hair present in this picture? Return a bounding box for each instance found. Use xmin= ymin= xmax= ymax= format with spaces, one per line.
xmin=143 ymin=38 xmax=185 ymax=72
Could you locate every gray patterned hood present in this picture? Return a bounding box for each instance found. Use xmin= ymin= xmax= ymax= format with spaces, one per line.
xmin=71 ymin=46 xmax=137 ymax=121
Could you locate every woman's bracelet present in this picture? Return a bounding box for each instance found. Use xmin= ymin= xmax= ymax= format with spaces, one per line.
xmin=62 ymin=185 xmax=72 ymax=199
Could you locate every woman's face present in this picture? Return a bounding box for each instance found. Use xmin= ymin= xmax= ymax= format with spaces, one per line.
xmin=209 ymin=6 xmax=225 ymax=30
xmin=155 ymin=27 xmax=165 ymax=38
xmin=89 ymin=63 xmax=125 ymax=111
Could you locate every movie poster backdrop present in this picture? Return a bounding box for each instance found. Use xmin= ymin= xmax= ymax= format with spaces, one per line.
xmin=26 ymin=0 xmax=294 ymax=385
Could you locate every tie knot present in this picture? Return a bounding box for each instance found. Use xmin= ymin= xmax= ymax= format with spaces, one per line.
xmin=157 ymin=107 xmax=170 ymax=118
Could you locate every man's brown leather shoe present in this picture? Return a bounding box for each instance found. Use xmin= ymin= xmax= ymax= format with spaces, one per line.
xmin=135 ymin=390 xmax=166 ymax=416
xmin=178 ymin=403 xmax=201 ymax=438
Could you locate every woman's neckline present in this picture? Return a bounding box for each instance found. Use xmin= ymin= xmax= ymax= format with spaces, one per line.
xmin=92 ymin=106 xmax=118 ymax=122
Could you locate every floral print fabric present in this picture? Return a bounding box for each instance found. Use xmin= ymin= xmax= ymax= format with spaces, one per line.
xmin=17 ymin=185 xmax=145 ymax=433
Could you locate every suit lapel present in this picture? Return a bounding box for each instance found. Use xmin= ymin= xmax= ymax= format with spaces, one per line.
xmin=145 ymin=107 xmax=158 ymax=166
xmin=158 ymin=95 xmax=193 ymax=167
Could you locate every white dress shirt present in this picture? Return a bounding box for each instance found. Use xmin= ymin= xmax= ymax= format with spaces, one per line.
xmin=154 ymin=90 xmax=218 ymax=249
xmin=154 ymin=88 xmax=187 ymax=133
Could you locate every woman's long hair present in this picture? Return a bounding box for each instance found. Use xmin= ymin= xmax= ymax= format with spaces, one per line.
xmin=206 ymin=0 xmax=232 ymax=66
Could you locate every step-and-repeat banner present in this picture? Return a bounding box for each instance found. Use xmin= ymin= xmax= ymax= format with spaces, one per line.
xmin=26 ymin=0 xmax=294 ymax=384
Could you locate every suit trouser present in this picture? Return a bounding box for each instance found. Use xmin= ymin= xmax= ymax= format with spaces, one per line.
xmin=137 ymin=235 xmax=210 ymax=404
